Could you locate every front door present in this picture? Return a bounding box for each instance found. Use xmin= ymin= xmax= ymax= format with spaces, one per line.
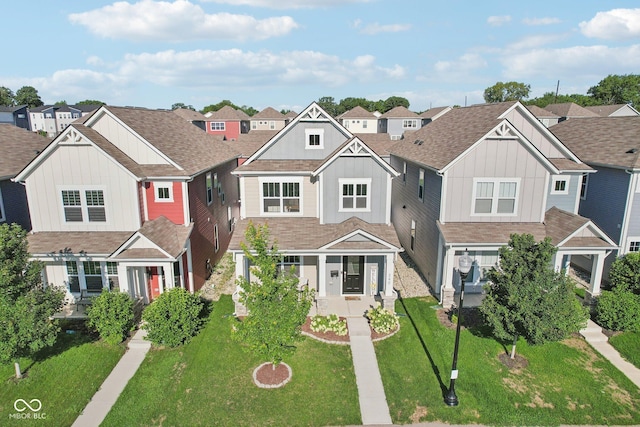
xmin=343 ymin=256 xmax=364 ymax=294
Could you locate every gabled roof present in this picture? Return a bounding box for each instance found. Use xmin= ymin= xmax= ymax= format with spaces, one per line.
xmin=251 ymin=107 xmax=285 ymax=120
xmin=111 ymin=216 xmax=193 ymax=260
xmin=172 ymin=108 xmax=207 ymax=122
xmin=526 ymin=104 xmax=559 ymax=118
xmin=550 ymin=117 xmax=640 ymax=170
xmin=207 ymin=105 xmax=250 ymax=121
xmin=544 ymin=206 xmax=616 ymax=248
xmin=234 ymin=130 xmax=278 ymax=157
xmin=354 ymin=133 xmax=394 ymax=157
xmin=0 ymin=124 xmax=50 ymax=179
xmin=0 ymin=105 xmax=27 ymax=113
xmin=584 ymin=104 xmax=640 ymax=117
xmin=380 ymin=106 xmax=420 ymax=119
xmin=338 ymin=106 xmax=378 ymax=119
xmin=544 ymin=103 xmax=598 ymax=118
xmin=312 ymin=137 xmax=398 ymax=177
xmin=420 ymin=106 xmax=452 ymax=120
xmin=27 ymin=231 xmax=134 ymax=256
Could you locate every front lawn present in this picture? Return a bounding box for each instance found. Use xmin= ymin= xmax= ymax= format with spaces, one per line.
xmin=0 ymin=321 xmax=125 ymax=427
xmin=102 ymin=295 xmax=360 ymax=427
xmin=610 ymin=331 xmax=640 ymax=369
xmin=376 ymin=297 xmax=640 ymax=426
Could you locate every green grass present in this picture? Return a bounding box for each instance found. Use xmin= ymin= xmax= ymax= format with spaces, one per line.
xmin=0 ymin=321 xmax=125 ymax=427
xmin=376 ymin=296 xmax=640 ymax=426
xmin=102 ymin=295 xmax=360 ymax=427
xmin=610 ymin=331 xmax=640 ymax=368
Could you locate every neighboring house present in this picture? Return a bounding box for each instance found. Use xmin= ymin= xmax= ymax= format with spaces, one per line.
xmin=14 ymin=106 xmax=240 ymax=304
xmin=585 ymin=104 xmax=640 ymax=117
xmin=0 ymin=124 xmax=50 ymax=230
xmin=526 ymin=104 xmax=560 ymax=128
xmin=0 ymin=105 xmax=29 ymax=129
xmin=389 ymin=101 xmax=615 ymax=307
xmin=229 ymin=102 xmax=402 ymax=315
xmin=283 ymin=110 xmax=298 ymax=124
xmin=173 ymin=108 xmax=208 ymax=132
xmin=234 ymin=130 xmax=278 ymax=165
xmin=544 ymin=102 xmax=598 ymax=123
xmin=250 ymin=107 xmax=287 ymax=131
xmin=420 ymin=106 xmax=452 ymax=126
xmin=205 ymin=106 xmax=251 ymax=140
xmin=379 ymin=106 xmax=421 ymax=140
xmin=354 ymin=133 xmax=394 ymax=163
xmin=337 ymin=106 xmax=380 ymax=133
xmin=29 ymin=104 xmax=100 ymax=136
xmin=550 ymin=117 xmax=640 ymax=276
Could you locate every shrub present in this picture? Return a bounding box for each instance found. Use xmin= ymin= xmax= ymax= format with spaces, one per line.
xmin=310 ymin=314 xmax=348 ymax=336
xmin=86 ymin=291 xmax=135 ymax=345
xmin=609 ymin=252 xmax=640 ymax=294
xmin=595 ymin=287 xmax=640 ymax=332
xmin=365 ymin=303 xmax=399 ymax=334
xmin=142 ymin=288 xmax=205 ymax=347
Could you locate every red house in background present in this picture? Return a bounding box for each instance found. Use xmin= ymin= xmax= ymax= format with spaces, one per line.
xmin=205 ymin=105 xmax=250 ymax=141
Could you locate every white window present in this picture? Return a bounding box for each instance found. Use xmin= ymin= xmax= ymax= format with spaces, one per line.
xmin=551 ymin=176 xmax=569 ymax=195
xmin=210 ymin=122 xmax=225 ymax=131
xmin=251 ymin=121 xmax=257 ymax=130
xmin=403 ymin=119 xmax=418 ymax=129
xmin=214 ymin=223 xmax=219 ymax=252
xmin=280 ymin=255 xmax=301 ymax=277
xmin=0 ymin=188 xmax=5 ymax=222
xmin=206 ymin=172 xmax=213 ymax=205
xmin=410 ymin=220 xmax=416 ymax=251
xmin=83 ymin=261 xmax=104 ymax=292
xmin=214 ymin=173 xmax=220 ymax=194
xmin=61 ymin=189 xmax=106 ymax=222
xmin=270 ymin=121 xmax=275 ymax=130
xmin=630 ymin=241 xmax=640 ymax=252
xmin=580 ymin=173 xmax=589 ymax=200
xmin=260 ymin=179 xmax=302 ymax=214
xmin=363 ymin=120 xmax=368 ymax=129
xmin=418 ymin=169 xmax=425 ymax=201
xmin=402 ymin=162 xmax=407 ymax=184
xmin=62 ymin=190 xmax=83 ymax=222
xmin=339 ymin=178 xmax=371 ymax=212
xmin=473 ymin=178 xmax=519 ymax=215
xmin=305 ymin=128 xmax=324 ymax=149
xmin=85 ymin=190 xmax=106 ymax=221
xmin=106 ymin=262 xmax=119 ymax=290
xmin=154 ymin=182 xmax=173 ymax=202
xmin=66 ymin=261 xmax=80 ymax=293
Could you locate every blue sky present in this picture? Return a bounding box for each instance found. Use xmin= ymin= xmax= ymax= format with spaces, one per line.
xmin=3 ymin=0 xmax=640 ymax=112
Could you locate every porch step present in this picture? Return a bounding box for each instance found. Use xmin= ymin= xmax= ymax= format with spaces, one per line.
xmin=580 ymin=320 xmax=608 ymax=343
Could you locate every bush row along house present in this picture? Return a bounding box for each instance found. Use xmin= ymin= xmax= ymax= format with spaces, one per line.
xmin=2 ymin=100 xmax=637 ymax=310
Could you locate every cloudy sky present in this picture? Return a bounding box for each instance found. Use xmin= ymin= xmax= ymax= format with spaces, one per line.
xmin=4 ymin=0 xmax=640 ymax=112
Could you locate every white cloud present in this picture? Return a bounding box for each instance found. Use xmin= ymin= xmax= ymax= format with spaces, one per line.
xmin=434 ymin=53 xmax=487 ymax=74
xmin=505 ymin=34 xmax=568 ymax=51
xmin=487 ymin=15 xmax=511 ymax=27
xmin=580 ymin=8 xmax=640 ymax=40
xmin=357 ymin=22 xmax=412 ymax=35
xmin=200 ymin=0 xmax=372 ymax=9
xmin=68 ymin=0 xmax=298 ymax=41
xmin=522 ymin=17 xmax=561 ymax=26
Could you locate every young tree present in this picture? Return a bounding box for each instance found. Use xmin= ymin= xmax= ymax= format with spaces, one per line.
xmin=0 ymin=224 xmax=64 ymax=378
xmin=0 ymin=86 xmax=15 ymax=106
xmin=479 ymin=234 xmax=588 ymax=359
xmin=233 ymin=222 xmax=313 ymax=366
xmin=483 ymin=81 xmax=531 ymax=103
xmin=15 ymin=86 xmax=43 ymax=108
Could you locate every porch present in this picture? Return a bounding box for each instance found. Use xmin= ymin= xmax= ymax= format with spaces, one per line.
xmin=309 ymin=295 xmax=381 ymax=318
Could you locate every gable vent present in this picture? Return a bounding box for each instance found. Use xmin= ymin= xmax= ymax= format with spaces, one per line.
xmin=414 ymin=139 xmax=424 ymax=145
xmin=626 ymin=148 xmax=638 ymax=154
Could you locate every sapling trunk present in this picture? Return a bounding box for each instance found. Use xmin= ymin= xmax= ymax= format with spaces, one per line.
xmin=14 ymin=361 xmax=22 ymax=379
xmin=510 ymin=335 xmax=518 ymax=359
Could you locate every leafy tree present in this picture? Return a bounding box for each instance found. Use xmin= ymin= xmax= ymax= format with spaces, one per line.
xmin=588 ymin=74 xmax=640 ymax=107
xmin=171 ymin=102 xmax=195 ymax=111
xmin=76 ymin=99 xmax=105 ymax=106
xmin=338 ymin=97 xmax=375 ymax=113
xmin=526 ymin=92 xmax=597 ymax=108
xmin=233 ymin=222 xmax=313 ymax=366
xmin=480 ymin=234 xmax=588 ymax=359
xmin=608 ymin=252 xmax=640 ymax=294
xmin=317 ymin=96 xmax=339 ymax=116
xmin=595 ymin=286 xmax=640 ymax=332
xmin=86 ymin=291 xmax=136 ymax=345
xmin=142 ymin=287 xmax=204 ymax=347
xmin=483 ymin=81 xmax=531 ymax=103
xmin=238 ymin=104 xmax=258 ymax=116
xmin=382 ymin=96 xmax=410 ymax=112
xmin=54 ymin=100 xmax=68 ymax=105
xmin=0 ymin=223 xmax=64 ymax=378
xmin=0 ymin=86 xmax=15 ymax=106
xmin=15 ymin=85 xmax=43 ymax=108
xmin=201 ymin=99 xmax=238 ymax=114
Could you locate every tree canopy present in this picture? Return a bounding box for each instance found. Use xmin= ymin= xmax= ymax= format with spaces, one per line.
xmin=171 ymin=102 xmax=195 ymax=111
xmin=588 ymin=74 xmax=640 ymax=107
xmin=0 ymin=86 xmax=15 ymax=106
xmin=483 ymin=81 xmax=531 ymax=103
xmin=15 ymin=86 xmax=43 ymax=108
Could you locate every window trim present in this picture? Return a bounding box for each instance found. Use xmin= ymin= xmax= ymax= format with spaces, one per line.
xmin=0 ymin=187 xmax=5 ymax=222
xmin=418 ymin=168 xmax=425 ymax=201
xmin=214 ymin=223 xmax=219 ymax=253
xmin=305 ymin=128 xmax=324 ymax=149
xmin=403 ymin=119 xmax=418 ymax=129
xmin=628 ymin=238 xmax=640 ymax=253
xmin=471 ymin=178 xmax=520 ymax=216
xmin=339 ymin=178 xmax=371 ymax=212
xmin=206 ymin=172 xmax=213 ymax=205
xmin=580 ymin=173 xmax=589 ymax=200
xmin=258 ymin=177 xmax=303 ymax=216
xmin=551 ymin=176 xmax=569 ymax=195
xmin=402 ymin=161 xmax=407 ymax=184
xmin=210 ymin=122 xmax=225 ymax=131
xmin=60 ymin=186 xmax=107 ymax=223
xmin=153 ymin=182 xmax=173 ymax=202
xmin=410 ymin=219 xmax=416 ymax=251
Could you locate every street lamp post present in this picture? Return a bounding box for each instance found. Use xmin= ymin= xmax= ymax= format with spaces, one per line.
xmin=444 ymin=250 xmax=473 ymax=407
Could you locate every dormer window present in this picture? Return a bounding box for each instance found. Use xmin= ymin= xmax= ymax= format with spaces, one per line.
xmin=154 ymin=182 xmax=173 ymax=202
xmin=305 ymin=128 xmax=324 ymax=149
xmin=472 ymin=178 xmax=519 ymax=215
xmin=551 ymin=176 xmax=569 ymax=195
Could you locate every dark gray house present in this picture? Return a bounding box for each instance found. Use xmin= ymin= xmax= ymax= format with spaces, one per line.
xmin=0 ymin=105 xmax=29 ymax=129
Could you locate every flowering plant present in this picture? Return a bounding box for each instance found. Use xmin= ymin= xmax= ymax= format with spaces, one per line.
xmin=365 ymin=303 xmax=399 ymax=334
xmin=310 ymin=314 xmax=348 ymax=336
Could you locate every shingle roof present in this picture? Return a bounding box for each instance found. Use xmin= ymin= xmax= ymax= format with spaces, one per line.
xmin=229 ymin=217 xmax=400 ymax=251
xmin=207 ymin=105 xmax=250 ymax=121
xmin=419 ymin=106 xmax=451 ymax=119
xmin=354 ymin=133 xmax=394 ymax=157
xmin=550 ymin=117 xmax=640 ymax=169
xmin=380 ymin=106 xmax=420 ymax=119
xmin=526 ymin=105 xmax=559 ymax=118
xmin=0 ymin=124 xmax=51 ymax=179
xmin=234 ymin=130 xmax=279 ymax=157
xmin=235 ymin=159 xmax=323 ymax=173
xmin=584 ymin=104 xmax=634 ymax=117
xmin=137 ymin=216 xmax=193 ymax=258
xmin=27 ymin=231 xmax=134 ymax=255
xmin=544 ymin=103 xmax=598 ymax=118
xmin=548 ymin=158 xmax=593 ymax=172
xmin=389 ymin=102 xmax=516 ymax=170
xmin=338 ymin=106 xmax=377 ymax=119
xmin=105 ymin=106 xmax=241 ymax=176
xmin=172 ymin=108 xmax=207 ymax=122
xmin=252 ymin=107 xmax=285 ymax=120
xmin=0 ymin=105 xmax=27 ymax=113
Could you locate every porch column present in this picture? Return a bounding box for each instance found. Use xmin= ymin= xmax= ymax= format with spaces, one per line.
xmin=186 ymin=239 xmax=194 ymax=293
xmin=440 ymin=246 xmax=457 ymax=308
xmin=164 ymin=262 xmax=175 ymax=290
xmin=116 ymin=263 xmax=128 ymax=294
xmin=586 ymin=252 xmax=607 ymax=302
xmin=316 ymin=254 xmax=328 ymax=316
xmin=233 ymin=253 xmax=247 ymax=316
xmin=385 ymin=253 xmax=395 ymax=296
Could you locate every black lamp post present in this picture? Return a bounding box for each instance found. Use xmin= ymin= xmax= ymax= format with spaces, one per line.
xmin=444 ymin=250 xmax=473 ymax=407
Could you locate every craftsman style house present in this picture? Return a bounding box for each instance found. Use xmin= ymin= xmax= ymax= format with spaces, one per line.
xmin=550 ymin=116 xmax=640 ymax=276
xmin=15 ymin=106 xmax=240 ymax=304
xmin=380 ymin=106 xmax=422 ymax=140
xmin=205 ymin=105 xmax=250 ymax=140
xmin=229 ymin=102 xmax=402 ymax=314
xmin=389 ymin=101 xmax=616 ymax=307
xmin=249 ymin=107 xmax=287 ymax=131
xmin=337 ymin=106 xmax=381 ymax=134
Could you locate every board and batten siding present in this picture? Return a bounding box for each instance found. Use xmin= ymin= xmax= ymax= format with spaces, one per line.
xmin=321 ymin=157 xmax=389 ymax=224
xmin=0 ymin=180 xmax=31 ymax=230
xmin=241 ymin=175 xmax=317 ymax=218
xmin=258 ymin=122 xmax=348 ymax=160
xmin=623 ymin=177 xmax=640 ymax=246
xmin=546 ymin=174 xmax=581 ymax=213
xmin=443 ymin=138 xmax=548 ymax=223
xmin=578 ymin=166 xmax=629 ymax=244
xmin=504 ymin=109 xmax=566 ymax=158
xmin=390 ymin=156 xmax=442 ymax=287
xmin=89 ymin=113 xmax=171 ymax=165
xmin=25 ymin=144 xmax=141 ymax=232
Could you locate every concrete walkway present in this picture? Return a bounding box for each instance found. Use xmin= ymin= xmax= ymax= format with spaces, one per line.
xmin=72 ymin=328 xmax=151 ymax=427
xmin=347 ymin=317 xmax=393 ymax=425
xmin=580 ymin=319 xmax=640 ymax=389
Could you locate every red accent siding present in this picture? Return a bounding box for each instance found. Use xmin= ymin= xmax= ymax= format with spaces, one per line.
xmin=138 ymin=182 xmax=147 ymax=223
xmin=182 ymin=252 xmax=190 ymax=291
xmin=206 ymin=120 xmax=241 ymax=140
xmin=145 ymin=181 xmax=185 ymax=225
xmin=147 ymin=267 xmax=161 ymax=300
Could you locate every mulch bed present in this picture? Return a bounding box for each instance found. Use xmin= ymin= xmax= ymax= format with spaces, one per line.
xmin=498 ymin=353 xmax=529 ymax=369
xmin=301 ymin=316 xmax=398 ymax=343
xmin=253 ymin=362 xmax=292 ymax=388
xmin=436 ymin=306 xmax=483 ymax=330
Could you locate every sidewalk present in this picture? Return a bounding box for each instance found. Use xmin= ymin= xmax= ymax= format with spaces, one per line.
xmin=580 ymin=319 xmax=640 ymax=388
xmin=347 ymin=317 xmax=393 ymax=425
xmin=72 ymin=328 xmax=151 ymax=427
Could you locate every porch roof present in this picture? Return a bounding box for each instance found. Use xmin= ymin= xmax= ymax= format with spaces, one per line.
xmin=27 ymin=231 xmax=134 ymax=256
